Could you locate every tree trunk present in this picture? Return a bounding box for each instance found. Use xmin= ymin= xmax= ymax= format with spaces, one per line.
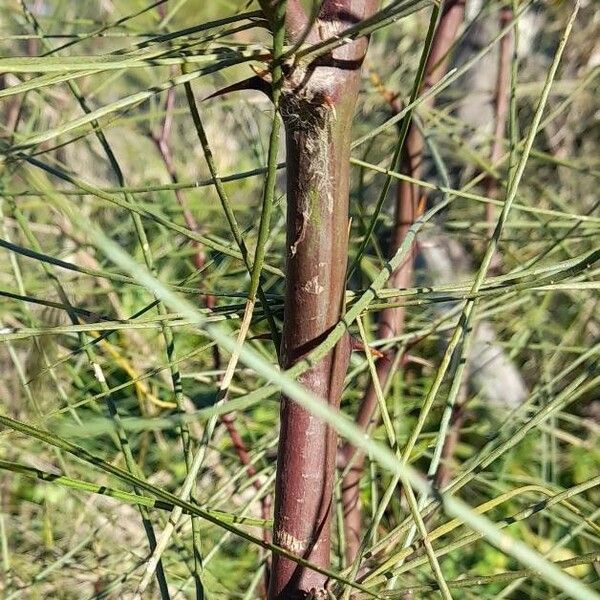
xmin=269 ymin=2 xmax=377 ymax=597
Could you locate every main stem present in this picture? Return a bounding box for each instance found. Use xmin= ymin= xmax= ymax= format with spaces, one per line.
xmin=264 ymin=2 xmax=378 ymax=595
xmin=269 ymin=66 xmax=361 ymax=600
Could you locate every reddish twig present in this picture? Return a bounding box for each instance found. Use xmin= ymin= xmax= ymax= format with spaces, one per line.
xmin=485 ymin=5 xmax=513 ymax=238
xmin=340 ymin=0 xmax=466 ymax=566
xmin=149 ymin=84 xmax=218 ymax=346
xmin=435 ymin=2 xmax=513 ymax=503
xmin=434 ymin=391 xmax=468 ymax=491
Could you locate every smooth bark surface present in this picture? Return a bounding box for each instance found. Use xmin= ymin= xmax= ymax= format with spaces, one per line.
xmin=268 ymin=1 xmax=378 ymax=597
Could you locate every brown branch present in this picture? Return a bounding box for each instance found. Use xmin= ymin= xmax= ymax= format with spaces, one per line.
xmin=340 ymin=0 xmax=466 ymax=566
xmin=485 ymin=5 xmax=513 ymax=238
xmin=433 ymin=389 xmax=468 ymax=491
xmin=150 ymin=86 xmax=209 ymax=291
xmin=221 ymin=412 xmax=272 ymax=597
xmin=257 ymin=0 xmax=310 ymax=41
xmin=269 ymin=1 xmax=380 ymax=597
xmin=435 ymin=2 xmax=513 ymax=502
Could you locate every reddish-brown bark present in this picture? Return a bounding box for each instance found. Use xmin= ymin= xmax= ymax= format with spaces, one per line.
xmin=485 ymin=5 xmax=513 ymax=234
xmin=266 ymin=1 xmax=378 ymax=597
xmin=340 ymin=0 xmax=466 ymax=565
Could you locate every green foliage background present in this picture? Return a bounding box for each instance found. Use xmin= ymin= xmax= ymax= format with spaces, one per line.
xmin=0 ymin=1 xmax=598 ymax=598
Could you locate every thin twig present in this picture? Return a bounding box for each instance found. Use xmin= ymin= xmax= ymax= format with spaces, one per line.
xmin=341 ymin=0 xmax=466 ymax=565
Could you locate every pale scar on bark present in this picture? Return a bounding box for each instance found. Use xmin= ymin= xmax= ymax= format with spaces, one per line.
xmin=290 ymin=207 xmax=309 ymax=257
xmin=273 ymin=530 xmax=307 ymax=555
xmin=302 ymin=275 xmax=325 ymax=295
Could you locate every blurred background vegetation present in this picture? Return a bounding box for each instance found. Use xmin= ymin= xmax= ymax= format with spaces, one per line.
xmin=0 ymin=0 xmax=598 ymax=598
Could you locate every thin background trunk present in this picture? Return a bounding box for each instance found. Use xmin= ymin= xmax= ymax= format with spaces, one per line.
xmin=341 ymin=0 xmax=466 ymax=565
xmin=438 ymin=3 xmax=513 ymax=491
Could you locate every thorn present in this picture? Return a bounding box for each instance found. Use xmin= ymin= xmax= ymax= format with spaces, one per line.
xmin=247 ymin=332 xmax=275 ymax=342
xmin=350 ymin=336 xmax=386 ymax=359
xmin=202 ymin=75 xmax=272 ymax=102
xmin=416 ymin=194 xmax=427 ymax=217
